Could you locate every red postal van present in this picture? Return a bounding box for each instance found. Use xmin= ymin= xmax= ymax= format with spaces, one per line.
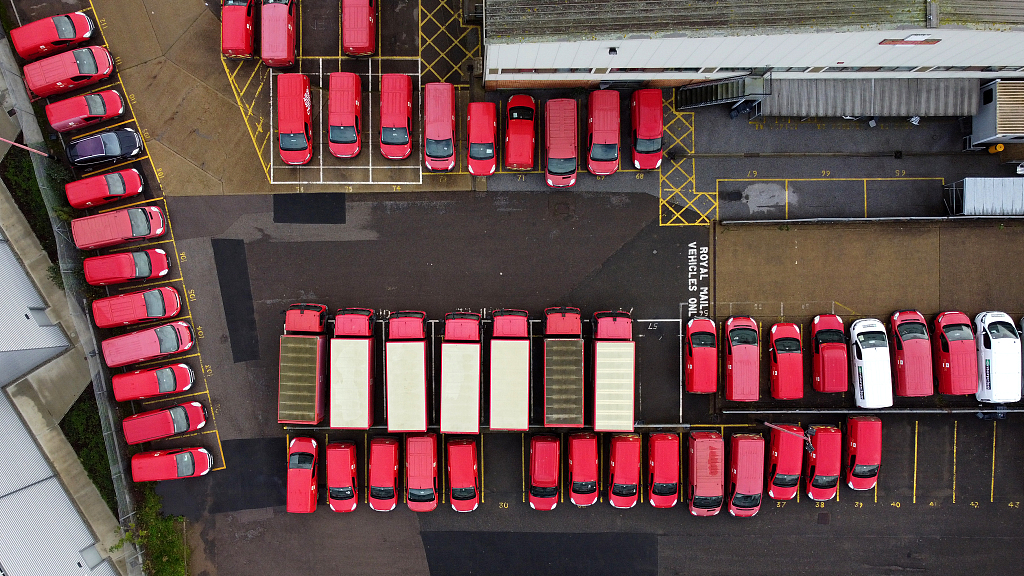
xmin=380 ymin=74 xmax=413 ymax=160
xmin=890 ymin=310 xmax=934 ymax=397
xmin=92 ymin=286 xmax=180 ymax=328
xmin=277 ymin=73 xmax=312 ymax=165
xmin=45 ymin=90 xmax=123 ymax=133
xmin=83 ymin=249 xmax=169 ymax=286
xmin=630 ymin=88 xmax=663 ymax=170
xmin=845 ymin=416 xmax=882 ymax=490
xmin=221 ymin=0 xmax=256 ymax=58
xmin=131 ymin=447 xmax=211 ymax=482
xmin=545 ymin=98 xmax=577 ymax=187
xmin=685 ymin=318 xmax=718 ymax=393
xmin=568 ymin=432 xmax=597 ymax=506
xmin=529 ymin=434 xmax=560 ymax=510
xmin=587 ymin=89 xmax=619 ymax=175
xmin=467 ymin=101 xmax=497 ymax=176
xmin=24 ymin=46 xmax=113 ymax=101
xmin=767 ymin=424 xmax=804 ymax=500
xmin=423 ymin=82 xmax=456 ymax=171
xmin=811 ymin=314 xmax=848 ymax=393
xmin=688 ymin=431 xmax=724 ymax=516
xmin=609 ymin=433 xmax=641 ymax=509
xmin=287 ymin=436 xmax=318 ymax=513
xmin=65 ymin=168 xmax=144 ymax=209
xmin=805 ymin=425 xmax=841 ymax=501
xmin=260 ymin=0 xmax=296 ymax=67
xmin=342 ymin=0 xmax=375 ymax=56
xmin=725 ymin=316 xmax=759 ymax=402
xmin=647 ymin=432 xmax=679 ymax=508
xmin=112 ymin=363 xmax=193 ymax=402
xmin=327 ymin=441 xmax=358 ymax=512
xmin=727 ymin=433 xmax=764 ymax=517
xmin=122 ymin=401 xmax=206 ymax=445
xmin=769 ymin=322 xmax=803 ymax=400
xmin=931 ymin=311 xmax=977 ymax=395
xmin=101 ymin=321 xmax=194 ymax=368
xmin=328 ymin=72 xmax=361 ymax=158
xmin=71 ymin=206 xmax=165 ymax=250
xmin=368 ymin=436 xmax=399 ymax=511
xmin=447 ymin=439 xmax=479 ymax=512
xmin=406 ymin=433 xmax=438 ymax=512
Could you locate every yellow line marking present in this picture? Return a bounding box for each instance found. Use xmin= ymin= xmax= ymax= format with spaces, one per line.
xmin=832 ymin=301 xmax=860 ymax=316
xmin=440 ymin=432 xmax=445 ymax=504
xmin=598 ymin=432 xmax=603 ymax=502
xmin=364 ymin=432 xmax=369 ymax=504
xmin=874 ymin=480 xmax=878 ymax=504
xmin=97 ymin=197 xmax=166 ymax=213
xmin=111 ymin=276 xmax=184 ymax=292
xmin=140 ymin=387 xmax=208 ymax=406
xmin=913 ymin=420 xmax=918 ymax=504
xmin=72 ymin=118 xmax=137 ymax=139
xmin=559 ymin=431 xmax=564 ymax=503
xmin=863 ymin=179 xmax=868 ymax=218
xmin=990 ymin=420 xmax=997 ymax=503
xmin=480 ymin=433 xmax=484 ymax=503
xmin=81 ymin=156 xmax=151 ymax=177
xmin=130 ymin=351 xmax=200 ymax=370
xmin=952 ymin=420 xmax=957 ymax=504
xmin=521 ymin=432 xmax=525 ymax=503
xmin=240 ymin=64 xmax=262 ymax=94
xmin=220 ymin=55 xmax=271 ymax=182
xmin=106 ymin=238 xmax=175 ymax=253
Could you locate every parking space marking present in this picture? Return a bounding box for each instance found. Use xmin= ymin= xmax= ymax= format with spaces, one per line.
xmin=991 ymin=421 xmax=997 ymax=503
xmin=139 ymin=387 xmax=207 ymax=407
xmin=74 ymin=118 xmax=137 ymax=139
xmin=716 ymin=177 xmax=946 ymax=219
xmin=96 ymin=196 xmax=166 ymax=214
xmin=221 ymin=56 xmax=272 ymax=182
xmin=953 ymin=420 xmax=958 ymax=503
xmin=521 ymin=433 xmax=525 ymax=503
xmin=480 ymin=433 xmax=484 ymax=503
xmin=913 ymin=420 xmax=918 ymax=504
xmin=364 ymin=433 xmax=369 ymax=504
xmin=80 ymin=156 xmax=150 ymax=178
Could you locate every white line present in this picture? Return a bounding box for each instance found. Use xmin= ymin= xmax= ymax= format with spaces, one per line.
xmin=274 ymin=164 xmax=421 ymax=170
xmin=678 ymin=302 xmax=684 ymax=424
xmin=8 ymin=0 xmax=21 ymax=26
xmin=368 ymin=57 xmax=373 ymax=181
xmin=319 ymin=57 xmax=323 ymax=182
xmin=417 ymin=59 xmax=423 ymax=185
xmin=269 ymin=68 xmax=275 ymax=183
xmin=636 ymin=318 xmax=683 ymax=323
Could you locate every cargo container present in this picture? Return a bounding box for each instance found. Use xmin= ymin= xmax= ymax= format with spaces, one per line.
xmin=330 ymin=308 xmax=374 ymax=429
xmin=543 ymin=307 xmax=584 ymax=427
xmin=385 ymin=311 xmax=428 ymax=432
xmin=278 ymin=303 xmax=327 ymax=425
xmin=489 ymin=309 xmax=530 ymax=431
xmin=592 ymin=311 xmax=635 ymax=432
xmin=441 ymin=312 xmax=481 ymax=434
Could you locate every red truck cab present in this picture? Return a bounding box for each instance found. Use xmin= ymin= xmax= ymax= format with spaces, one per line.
xmin=112 ymin=363 xmax=193 ymax=402
xmin=630 ymin=88 xmax=663 ymax=169
xmin=122 ymin=402 xmax=206 ymax=445
xmin=845 ymin=416 xmax=882 ymax=490
xmin=221 ymin=0 xmax=256 ymax=58
xmin=529 ymin=434 xmax=560 ymax=510
xmin=890 ymin=310 xmax=934 ymax=397
xmin=327 ymin=441 xmax=358 ymax=512
xmin=368 ymin=436 xmax=399 ymax=511
xmin=688 ymin=431 xmax=724 ymax=516
xmin=342 ymin=0 xmax=375 ymax=56
xmin=769 ymin=322 xmax=803 ymax=400
xmin=587 ymin=89 xmax=619 ymax=175
xmin=648 ymin=432 xmax=679 ymax=508
xmin=131 ymin=447 xmax=212 ymax=482
xmin=931 ymin=311 xmax=977 ymax=395
xmin=406 ymin=433 xmax=438 ymax=512
xmin=805 ymin=425 xmax=841 ymax=501
xmin=811 ymin=314 xmax=848 ymax=393
xmin=568 ymin=432 xmax=598 ymax=506
xmin=467 ymin=101 xmax=497 ymax=176
xmin=24 ymin=46 xmax=113 ymax=100
xmin=277 ymin=74 xmax=312 ymax=165
xmin=545 ymin=98 xmax=577 ymax=187
xmin=727 ymin=433 xmax=764 ymax=517
xmin=766 ymin=424 xmax=803 ymax=500
xmin=608 ymin=433 xmax=641 ymax=509
xmin=287 ymin=437 xmax=318 ymax=513
xmin=328 ymin=72 xmax=361 ymax=158
xmin=92 ymin=286 xmax=180 ymax=328
xmin=725 ymin=316 xmax=759 ymax=402
xmin=260 ymin=0 xmax=296 ymax=67
xmin=685 ymin=317 xmax=718 ymax=393
xmin=423 ymin=82 xmax=456 ymax=171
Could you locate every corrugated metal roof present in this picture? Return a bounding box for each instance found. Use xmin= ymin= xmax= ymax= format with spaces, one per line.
xmin=0 ymin=393 xmax=53 ymax=498
xmin=997 ymin=81 xmax=1024 ymax=135
xmin=0 ymin=236 xmax=68 ymax=353
xmin=759 ymin=78 xmax=979 ymax=117
xmin=942 ymin=1 xmax=1024 ymax=26
xmin=961 ymin=178 xmax=1024 ymax=215
xmin=485 ymin=0 xmax=926 ymax=41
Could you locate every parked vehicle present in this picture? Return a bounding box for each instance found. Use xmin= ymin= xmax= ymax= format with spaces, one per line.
xmin=423 ymin=82 xmax=456 ymax=171
xmin=529 ymin=434 xmax=560 ymax=510
xmin=277 ymin=73 xmax=312 ymax=165
xmin=83 ymin=249 xmax=169 ymax=286
xmin=221 ymin=0 xmax=256 ymax=58
xmin=805 ymin=425 xmax=841 ymax=501
xmin=131 ymin=447 xmax=212 ymax=482
xmin=975 ymin=311 xmax=1022 ymax=403
xmin=328 ymin=72 xmax=361 ymax=158
xmin=688 ymin=431 xmax=724 ymax=516
xmin=122 ymin=402 xmax=206 ymax=445
xmin=769 ymin=322 xmax=803 ymax=400
xmin=489 ymin=309 xmax=530 ymax=431
xmin=65 ymin=168 xmax=144 ymax=209
xmin=727 ymin=433 xmax=764 ymax=517
xmin=45 ymin=89 xmax=123 ymax=132
xmin=385 ymin=311 xmax=428 ymax=432
xmin=685 ymin=317 xmax=717 ymax=393
xmin=112 ymin=363 xmax=193 ymax=402
xmin=441 ymin=313 xmax=481 ymax=434
xmin=329 ymin=308 xmax=374 ymax=429
xmin=587 ymin=89 xmax=619 ymax=175
xmin=327 ymin=441 xmax=358 ymax=512
xmin=630 ymin=88 xmax=663 ymax=169
xmin=568 ymin=432 xmax=598 ymax=506
xmin=67 ymin=128 xmax=143 ymax=166
xmin=368 ymin=436 xmax=399 ymax=512
xmin=504 ymin=94 xmax=535 ymax=171
xmin=260 ymin=0 xmax=296 ymax=67
xmin=931 ymin=311 xmax=977 ymax=395
xmin=545 ymin=98 xmax=577 ymax=187
xmin=609 ymin=433 xmax=641 ymax=509
xmin=71 ymin=206 xmax=164 ymax=250
xmin=287 ymin=437 xmax=318 ymax=513
xmin=406 ymin=433 xmax=438 ymax=512
xmin=92 ymin=286 xmax=180 ymax=328
xmin=24 ymin=46 xmax=112 ymax=100
xmin=845 ymin=416 xmax=882 ymax=491
xmin=467 ymin=101 xmax=497 ymax=176
xmin=890 ymin=310 xmax=934 ymax=397
xmin=592 ymin=311 xmax=635 ymax=432
xmin=447 ymin=439 xmax=479 ymax=512
xmin=725 ymin=316 xmax=759 ymax=402
xmin=341 ymin=0 xmax=375 ymax=56
xmin=849 ymin=318 xmax=894 ymax=409
xmin=379 ymin=74 xmax=413 ymax=160
xmin=543 ymin=307 xmax=584 ymax=427
xmin=10 ymin=11 xmax=94 ymax=61
xmin=766 ymin=424 xmax=803 ymax=500
xmin=811 ymin=314 xmax=847 ymax=393
xmin=648 ymin=432 xmax=679 ymax=508
xmin=101 ymin=321 xmax=194 ymax=368
xmin=278 ymin=304 xmax=327 ymax=424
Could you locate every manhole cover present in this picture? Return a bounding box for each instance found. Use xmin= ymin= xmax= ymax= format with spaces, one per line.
xmin=817 ymin=512 xmax=831 ymax=525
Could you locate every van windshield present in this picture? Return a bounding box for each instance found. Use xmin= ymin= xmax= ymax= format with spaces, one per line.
xmin=469 ymin=143 xmax=494 ymax=160
xmin=635 ymin=136 xmax=661 ymax=154
xmin=143 ymin=289 xmax=166 ymax=317
xmin=611 ymin=483 xmax=637 ymax=497
xmin=85 ymin=94 xmax=106 ymax=115
xmin=127 ymin=208 xmax=151 ymax=236
xmin=330 ymin=486 xmax=354 ymax=500
xmin=54 ymin=15 xmax=77 ymax=39
xmin=857 ymin=331 xmax=887 ymax=348
xmin=572 ymin=480 xmax=596 ymax=494
xmin=425 ymin=138 xmax=453 ymax=159
xmin=652 ymin=482 xmax=677 ymax=496
xmin=132 ymin=251 xmax=152 ymax=277
xmin=691 ymin=332 xmax=716 ymax=347
xmin=168 ymin=406 xmax=189 ymax=433
xmin=280 ymin=133 xmax=308 ymax=151
xmin=408 ymin=488 xmax=435 ymax=502
xmin=988 ymin=321 xmax=1018 ymax=339
xmin=370 ymin=486 xmax=394 ymax=500
xmin=73 ymin=49 xmax=98 ymax=74
xmin=852 ymin=464 xmax=879 ymax=478
xmin=730 ymin=328 xmax=757 ymax=346
xmin=943 ymin=324 xmax=973 ymax=341
xmin=547 ymin=157 xmax=576 ymax=176
xmin=590 ymin=143 xmax=618 ymax=162
xmin=772 ymin=473 xmax=799 ymax=488
xmin=775 ymin=337 xmax=800 ymax=353
xmin=897 ymin=322 xmax=928 ymax=341
xmin=530 ymin=485 xmax=558 ymax=498
xmin=811 ymin=474 xmax=839 ymax=489
xmin=154 ymin=325 xmax=180 ymax=353
xmin=732 ymin=492 xmax=761 ymax=508
xmin=691 ymin=495 xmax=722 ymax=509
xmin=174 ymin=452 xmax=195 ymax=477
xmin=330 ymin=125 xmax=358 ymax=144
xmin=451 ymin=487 xmax=477 ymax=500
xmin=103 ymin=172 xmax=127 ymax=196
xmin=155 ymin=367 xmax=177 ymax=392
xmin=289 ymin=453 xmax=314 ymax=469
xmin=815 ymin=329 xmax=844 ymax=345
xmin=381 ymin=127 xmax=409 ymax=146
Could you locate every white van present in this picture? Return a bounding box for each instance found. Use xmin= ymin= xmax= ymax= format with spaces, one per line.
xmin=849 ymin=319 xmax=894 ymax=408
xmin=974 ymin=312 xmax=1022 ymax=403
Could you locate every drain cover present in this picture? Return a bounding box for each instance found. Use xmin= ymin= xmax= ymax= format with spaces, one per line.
xmin=817 ymin=512 xmax=831 ymax=525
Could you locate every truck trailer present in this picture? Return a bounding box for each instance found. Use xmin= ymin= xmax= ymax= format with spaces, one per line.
xmin=489 ymin=309 xmax=530 ymax=431
xmin=330 ymin=308 xmax=375 ymax=429
xmin=593 ymin=311 xmax=635 ymax=432
xmin=278 ymin=303 xmax=327 ymax=424
xmin=543 ymin=307 xmax=584 ymax=427
xmin=440 ymin=312 xmax=481 ymax=434
xmin=385 ymin=311 xmax=428 ymax=432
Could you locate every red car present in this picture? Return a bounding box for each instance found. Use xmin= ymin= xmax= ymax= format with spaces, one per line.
xmin=24 ymin=46 xmax=113 ymax=101
xmin=766 ymin=424 xmax=803 ymax=500
xmin=423 ymin=82 xmax=456 ymax=171
xmin=327 ymin=441 xmax=358 ymax=512
xmin=71 ymin=206 xmax=165 ymax=251
xmin=328 ymin=72 xmax=361 ymax=158
xmin=811 ymin=314 xmax=848 ymax=393
xmin=341 ymin=0 xmax=375 ymax=56
xmin=131 ymin=447 xmax=212 ymax=482
xmin=630 ymin=88 xmax=663 ymax=170
xmin=101 ymin=321 xmax=194 ymax=368
xmin=805 ymin=425 xmax=841 ymax=501
xmin=260 ymin=0 xmax=296 ymax=67
xmin=83 ymin=249 xmax=170 ymax=286
xmin=504 ymin=94 xmax=535 ymax=171
xmin=406 ymin=433 xmax=437 ymax=512
xmin=380 ymin=73 xmax=413 ymax=160
xmin=65 ymin=168 xmax=144 ymax=209
xmin=92 ymin=286 xmax=180 ymax=329
xmin=684 ymin=317 xmax=717 ymax=393
xmin=567 ymin=432 xmax=597 ymax=506
xmin=890 ymin=310 xmax=934 ymax=397
xmin=447 ymin=439 xmax=479 ymax=512
xmin=467 ymin=101 xmax=497 ymax=176
xmin=688 ymin=431 xmax=724 ymax=516
xmin=122 ymin=401 xmax=207 ymax=445
xmin=609 ymin=433 xmax=641 ymax=509
xmin=845 ymin=416 xmax=882 ymax=491
xmin=529 ymin=434 xmax=560 ymax=510
xmin=931 ymin=311 xmax=978 ymax=395
xmin=586 ymin=89 xmax=619 ymax=176
xmin=769 ymin=322 xmax=803 ymax=400
xmin=725 ymin=316 xmax=759 ymax=402
xmin=10 ymin=12 xmax=94 ymax=61
xmin=111 ymin=363 xmax=193 ymax=402
xmin=45 ymin=89 xmax=123 ymax=132
xmin=221 ymin=0 xmax=256 ymax=58
xmin=727 ymin=433 xmax=764 ymax=517
xmin=287 ymin=437 xmax=318 ymax=513
xmin=648 ymin=432 xmax=679 ymax=508
xmin=368 ymin=436 xmax=399 ymax=512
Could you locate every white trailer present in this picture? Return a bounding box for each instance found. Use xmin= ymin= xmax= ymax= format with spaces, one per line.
xmin=593 ymin=341 xmax=636 ymax=432
xmin=385 ymin=340 xmax=427 ymax=432
xmin=329 ymin=338 xmax=373 ymax=429
xmin=440 ymin=342 xmax=481 ymax=433
xmin=489 ymin=339 xmax=530 ymax=430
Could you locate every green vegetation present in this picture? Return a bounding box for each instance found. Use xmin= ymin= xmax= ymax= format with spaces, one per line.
xmin=128 ymin=486 xmax=189 ymax=576
xmin=0 ymin=146 xmax=58 ymax=262
xmin=60 ymin=385 xmax=118 ymax=513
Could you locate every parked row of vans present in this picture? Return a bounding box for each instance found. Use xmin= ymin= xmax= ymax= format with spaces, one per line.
xmin=688 ymin=311 xmax=1024 ymax=405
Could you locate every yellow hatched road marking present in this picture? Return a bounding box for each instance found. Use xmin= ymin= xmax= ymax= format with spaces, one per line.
xmin=221 ymin=55 xmax=271 ymax=182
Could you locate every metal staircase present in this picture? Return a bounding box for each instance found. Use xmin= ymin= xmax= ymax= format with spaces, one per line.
xmin=674 ymin=72 xmax=772 ymax=110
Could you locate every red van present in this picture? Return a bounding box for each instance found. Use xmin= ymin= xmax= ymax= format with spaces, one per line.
xmin=10 ymin=12 xmax=94 ymax=61
xmin=630 ymin=88 xmax=663 ymax=169
xmin=406 ymin=433 xmax=437 ymax=512
xmin=101 ymin=321 xmax=194 ymax=368
xmin=112 ymin=363 xmax=193 ymax=402
xmin=277 ymin=73 xmax=312 ymax=165
xmin=608 ymin=433 xmax=641 ymax=509
xmin=65 ymin=168 xmax=144 ymax=209
xmin=45 ymin=90 xmax=123 ymax=132
xmin=529 ymin=434 xmax=560 ymax=510
xmin=221 ymin=0 xmax=256 ymax=58
xmin=447 ymin=439 xmax=479 ymax=512
xmin=567 ymin=432 xmax=597 ymax=506
xmin=92 ymin=286 xmax=180 ymax=329
xmin=931 ymin=311 xmax=977 ymax=395
xmin=122 ymin=401 xmax=206 ymax=445
xmin=647 ymin=432 xmax=679 ymax=508
xmin=83 ymin=249 xmax=169 ymax=286
xmin=423 ymin=82 xmax=456 ymax=171
xmin=688 ymin=431 xmax=724 ymax=516
xmin=327 ymin=441 xmax=358 ymax=512
xmin=805 ymin=425 xmax=841 ymax=501
xmin=368 ymin=436 xmax=399 ymax=511
xmin=769 ymin=322 xmax=803 ymax=400
xmin=845 ymin=416 xmax=882 ymax=490
xmin=890 ymin=310 xmax=934 ymax=397
xmin=725 ymin=316 xmax=759 ymax=402
xmin=727 ymin=433 xmax=764 ymax=517
xmin=71 ymin=206 xmax=165 ymax=250
xmin=287 ymin=436 xmax=318 ymax=513
xmin=328 ymin=72 xmax=361 ymax=158
xmin=467 ymin=101 xmax=497 ymax=176
xmin=131 ymin=447 xmax=212 ymax=482
xmin=685 ymin=317 xmax=718 ymax=393
xmin=811 ymin=314 xmax=848 ymax=393
xmin=766 ymin=424 xmax=803 ymax=500
xmin=544 ymin=98 xmax=577 ymax=187
xmin=24 ymin=46 xmax=113 ymax=101
xmin=342 ymin=0 xmax=375 ymax=56
xmin=586 ymin=89 xmax=619 ymax=176
xmin=504 ymin=95 xmax=535 ymax=171
xmin=260 ymin=0 xmax=296 ymax=67
xmin=380 ymin=74 xmax=413 ymax=160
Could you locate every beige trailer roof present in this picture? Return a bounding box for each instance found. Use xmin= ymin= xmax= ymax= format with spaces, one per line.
xmin=489 ymin=339 xmax=530 ymax=430
xmin=440 ymin=342 xmax=481 ymax=433
xmin=385 ymin=341 xmax=427 ymax=432
xmin=594 ymin=341 xmax=635 ymax=432
xmin=330 ymin=339 xmax=372 ymax=429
